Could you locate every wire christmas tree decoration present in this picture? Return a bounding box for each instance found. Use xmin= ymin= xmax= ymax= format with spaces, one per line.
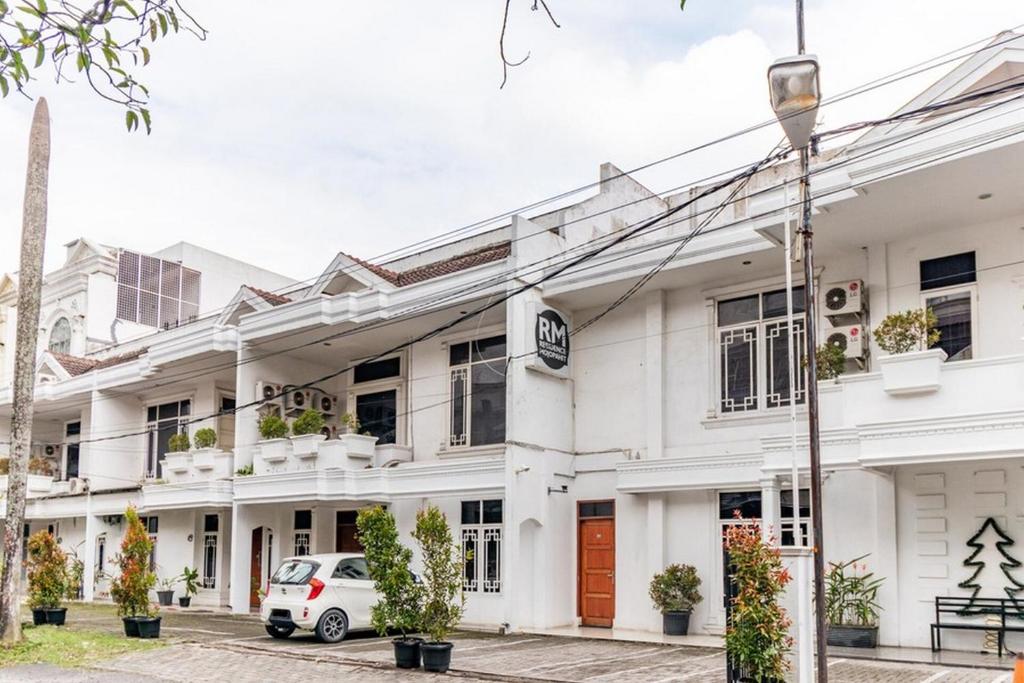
xmin=958 ymin=517 xmax=1024 ymax=617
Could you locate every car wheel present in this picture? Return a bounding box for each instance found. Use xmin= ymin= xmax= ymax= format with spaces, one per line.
xmin=315 ymin=609 xmax=348 ymax=643
xmin=265 ymin=623 xmax=295 ymax=639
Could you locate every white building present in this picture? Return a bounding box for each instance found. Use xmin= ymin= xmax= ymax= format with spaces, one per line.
xmin=3 ymin=37 xmax=1024 ymax=651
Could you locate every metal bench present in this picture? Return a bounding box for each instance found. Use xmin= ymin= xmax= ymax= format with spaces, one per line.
xmin=930 ymin=596 xmax=1024 ymax=656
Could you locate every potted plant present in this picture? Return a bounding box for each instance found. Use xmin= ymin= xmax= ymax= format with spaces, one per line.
xmin=193 ymin=427 xmax=217 ymax=450
xmin=874 ymin=308 xmax=945 ymax=394
xmin=66 ymin=545 xmax=85 ymax=601
xmin=806 ymin=342 xmax=846 ymax=382
xmin=179 ymin=566 xmax=199 ymax=607
xmin=339 ymin=413 xmax=378 ymax=459
xmin=825 ymin=554 xmax=883 ymax=648
xmin=649 ymin=564 xmax=702 ymax=635
xmin=290 ymin=409 xmax=327 ymax=458
xmin=411 ymin=505 xmax=464 ymax=674
xmin=27 ymin=530 xmax=69 ymax=626
xmin=110 ymin=506 xmax=160 ymax=638
xmin=156 ymin=573 xmax=177 ymax=607
xmin=163 ymin=432 xmax=191 ymax=475
xmin=723 ymin=516 xmax=792 ymax=683
xmin=257 ymin=413 xmax=290 ymax=466
xmin=357 ymin=506 xmax=425 ymax=669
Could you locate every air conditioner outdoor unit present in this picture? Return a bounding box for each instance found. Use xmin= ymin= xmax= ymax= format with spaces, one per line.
xmin=255 ymin=381 xmax=284 ymax=417
xmin=68 ymin=477 xmax=88 ymax=494
xmin=286 ymin=388 xmax=313 ymax=416
xmin=314 ymin=391 xmax=338 ymax=416
xmin=824 ymin=324 xmax=865 ymax=359
xmin=44 ymin=444 xmax=59 ymax=457
xmin=822 ymin=280 xmax=865 ymax=317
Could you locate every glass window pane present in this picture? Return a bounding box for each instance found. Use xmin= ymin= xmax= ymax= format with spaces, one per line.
xmin=482 ymin=499 xmax=503 ymax=524
xmin=461 ymin=501 xmax=481 ymax=525
xmin=450 ymin=368 xmax=467 ymax=447
xmin=927 ymin=291 xmax=973 ymax=360
xmin=470 ymin=361 xmax=506 ymax=446
xmin=353 ymin=357 xmax=401 ymax=383
xmin=765 ymin=320 xmax=806 ymax=409
xmin=472 ymin=336 xmax=507 ymax=363
xmin=147 ymin=406 xmax=157 ymax=422
xmin=483 ymin=528 xmax=501 ymax=593
xmin=66 ymin=422 xmax=81 ymax=436
xmin=920 ymin=252 xmax=976 ymax=291
xmin=719 ymin=491 xmax=762 ymax=520
xmin=462 ymin=528 xmax=478 ymax=591
xmin=718 ymin=295 xmax=759 ymax=326
xmin=204 ymin=514 xmax=219 ymax=533
xmin=449 ymin=342 xmax=469 ymax=366
xmin=720 ymin=326 xmax=758 ymax=413
xmin=780 ymin=488 xmax=811 ymax=518
xmin=180 ymin=400 xmax=190 ymax=416
xmin=66 ymin=444 xmax=80 ymax=479
xmin=294 ymin=510 xmax=312 ymax=530
xmin=355 ymin=390 xmax=397 ymax=444
xmin=158 ymin=402 xmax=179 ymax=420
xmin=762 ymin=286 xmax=806 ymax=319
xmin=579 ymin=501 xmax=613 ymax=518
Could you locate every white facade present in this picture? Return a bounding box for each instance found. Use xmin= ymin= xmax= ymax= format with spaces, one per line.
xmin=1 ymin=38 xmax=1024 ymax=654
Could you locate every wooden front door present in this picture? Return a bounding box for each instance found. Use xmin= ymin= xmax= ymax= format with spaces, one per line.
xmin=578 ymin=505 xmax=615 ymax=627
xmin=249 ymin=527 xmax=263 ymax=610
xmin=336 ymin=511 xmax=363 ymax=552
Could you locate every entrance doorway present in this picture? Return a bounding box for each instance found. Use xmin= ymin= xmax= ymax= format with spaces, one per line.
xmin=577 ymin=500 xmax=615 ymax=627
xmin=249 ymin=527 xmax=265 ymax=610
xmin=336 ymin=511 xmax=363 ymax=552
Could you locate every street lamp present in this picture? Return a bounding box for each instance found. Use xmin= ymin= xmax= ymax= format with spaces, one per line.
xmin=769 ymin=53 xmax=828 ymax=683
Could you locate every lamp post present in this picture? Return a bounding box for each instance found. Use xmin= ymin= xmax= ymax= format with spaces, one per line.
xmin=768 ymin=50 xmax=827 ymax=682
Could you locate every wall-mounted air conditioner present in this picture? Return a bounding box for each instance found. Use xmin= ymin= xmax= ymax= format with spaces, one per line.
xmin=285 ymin=388 xmax=313 ymax=416
xmin=313 ymin=391 xmax=338 ymax=417
xmin=255 ymin=381 xmax=284 ymax=418
xmin=824 ymin=324 xmax=866 ymax=359
xmin=822 ymin=280 xmax=865 ymax=318
xmin=68 ymin=477 xmax=88 ymax=494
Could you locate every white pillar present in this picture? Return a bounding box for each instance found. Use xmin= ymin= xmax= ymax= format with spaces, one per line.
xmin=871 ymin=468 xmax=900 ymax=646
xmin=646 ymin=494 xmax=666 ymax=632
xmin=781 ymin=546 xmax=814 ymax=683
xmin=761 ymin=476 xmax=781 ymax=544
xmin=228 ymin=502 xmax=252 ymax=614
xmin=81 ymin=495 xmax=97 ymax=602
xmin=645 ymin=290 xmax=665 ymax=460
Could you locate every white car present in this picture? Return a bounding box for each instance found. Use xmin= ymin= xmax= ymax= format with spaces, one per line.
xmin=261 ymin=553 xmax=379 ymax=643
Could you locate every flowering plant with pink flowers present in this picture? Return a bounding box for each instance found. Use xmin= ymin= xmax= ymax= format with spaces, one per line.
xmin=825 ymin=554 xmax=884 ymax=626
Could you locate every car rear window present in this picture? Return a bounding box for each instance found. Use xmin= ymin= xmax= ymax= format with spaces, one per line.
xmin=271 ymin=559 xmax=320 ymax=585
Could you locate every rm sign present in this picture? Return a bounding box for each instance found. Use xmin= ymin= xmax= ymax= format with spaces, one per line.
xmin=528 ymin=304 xmax=571 ymax=378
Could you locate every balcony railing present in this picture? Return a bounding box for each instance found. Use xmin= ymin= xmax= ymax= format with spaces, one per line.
xmin=252 ymin=434 xmax=412 ymax=475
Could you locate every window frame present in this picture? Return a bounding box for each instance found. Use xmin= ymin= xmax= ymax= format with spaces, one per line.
xmin=202 ymin=513 xmax=219 ymax=589
xmin=460 ymin=499 xmax=503 ymax=594
xmin=63 ymin=420 xmax=81 ymax=481
xmin=48 ymin=317 xmax=72 ymax=355
xmin=920 ymin=283 xmax=978 ymax=362
xmin=446 ymin=333 xmax=508 ymax=450
xmin=347 ymin=352 xmax=406 ymax=446
xmin=144 ymin=397 xmax=192 ymax=479
xmin=293 ymin=509 xmax=313 ymax=557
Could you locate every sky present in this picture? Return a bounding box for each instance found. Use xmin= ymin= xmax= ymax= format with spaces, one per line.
xmin=0 ymin=0 xmax=1022 ymax=281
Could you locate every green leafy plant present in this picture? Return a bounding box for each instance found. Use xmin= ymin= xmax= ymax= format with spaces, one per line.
xmin=192 ymin=428 xmax=217 ymax=450
xmin=825 ymin=554 xmax=883 ymax=627
xmin=257 ymin=414 xmax=289 ymax=440
xmin=649 ymin=564 xmax=702 ymax=613
xmin=357 ymin=506 xmax=424 ymax=639
xmin=340 ymin=413 xmax=361 ymax=434
xmin=723 ymin=516 xmax=792 ymax=682
xmin=873 ymin=308 xmax=940 ymax=355
xmin=166 ymin=433 xmax=189 ymax=453
xmin=234 ymin=463 xmax=254 ymax=476
xmin=65 ymin=545 xmax=84 ymax=600
xmin=109 ymin=506 xmax=157 ymax=618
xmin=291 ymin=409 xmax=325 ymax=437
xmin=180 ymin=566 xmax=199 ymax=598
xmin=27 ymin=530 xmax=68 ymax=610
xmin=805 ymin=342 xmax=847 ymax=381
xmin=411 ymin=506 xmax=464 ymax=643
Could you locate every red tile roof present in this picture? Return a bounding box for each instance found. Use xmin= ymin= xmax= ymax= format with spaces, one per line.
xmin=50 ymin=349 xmax=146 ymax=377
xmin=342 ymin=242 xmax=510 ymax=288
xmin=246 ymin=286 xmax=292 ymax=306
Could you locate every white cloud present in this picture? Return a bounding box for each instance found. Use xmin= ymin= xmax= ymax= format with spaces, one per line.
xmin=0 ymin=0 xmax=1020 ymax=280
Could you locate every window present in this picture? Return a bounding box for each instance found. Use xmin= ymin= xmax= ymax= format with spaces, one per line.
xmin=64 ymin=422 xmax=80 ymax=480
xmin=578 ymin=501 xmax=614 ymax=518
xmin=293 ymin=510 xmax=312 ymax=557
xmin=718 ymin=489 xmax=809 ymax=547
xmin=332 ymin=557 xmax=371 ymax=580
xmin=139 ymin=516 xmax=158 ymax=571
xmin=271 ymin=559 xmax=319 ymax=585
xmin=49 ymin=317 xmax=71 ymax=354
xmin=116 ymin=250 xmax=201 ymax=329
xmin=449 ymin=336 xmax=507 ymax=447
xmin=146 ymin=400 xmax=190 ymax=478
xmin=355 ymin=390 xmax=397 ymax=444
xmin=461 ymin=499 xmax=502 ymax=593
xmin=921 ymin=253 xmax=977 ymax=362
xmin=96 ymin=534 xmax=106 ymax=577
xmin=353 ymin=357 xmax=401 ymax=384
xmin=202 ymin=514 xmax=219 ymax=589
xmin=717 ymin=287 xmax=806 ymax=414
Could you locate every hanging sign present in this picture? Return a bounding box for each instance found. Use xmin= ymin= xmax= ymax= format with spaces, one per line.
xmin=527 ymin=304 xmax=571 ymax=378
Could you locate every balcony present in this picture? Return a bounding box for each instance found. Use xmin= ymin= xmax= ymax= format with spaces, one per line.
xmin=252 ymin=434 xmax=412 ymax=476
xmin=0 ymin=474 xmax=60 ymax=499
xmin=162 ymin=448 xmax=235 ymax=482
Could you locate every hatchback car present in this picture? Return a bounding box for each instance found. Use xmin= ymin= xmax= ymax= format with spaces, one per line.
xmin=260 ymin=553 xmax=379 ymax=643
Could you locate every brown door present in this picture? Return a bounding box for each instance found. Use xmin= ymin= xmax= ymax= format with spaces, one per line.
xmin=249 ymin=527 xmax=263 ymax=610
xmin=578 ymin=509 xmax=615 ymax=627
xmin=335 ymin=511 xmax=363 ymax=552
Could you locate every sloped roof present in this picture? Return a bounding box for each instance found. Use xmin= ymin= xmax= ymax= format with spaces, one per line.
xmin=246 ymin=286 xmax=292 ymax=306
xmin=343 ymin=242 xmax=511 ymax=288
xmin=50 ymin=348 xmax=147 ymax=377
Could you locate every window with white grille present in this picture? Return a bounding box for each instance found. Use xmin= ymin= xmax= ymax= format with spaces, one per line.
xmin=448 ymin=336 xmax=506 ymax=448
xmin=718 ymin=287 xmax=807 ymax=414
xmin=202 ymin=514 xmax=218 ymax=589
xmin=116 ymin=250 xmax=201 ymax=329
xmin=49 ymin=317 xmax=71 ymax=354
xmin=461 ymin=500 xmax=502 ymax=593
xmin=294 ymin=510 xmax=312 ymax=557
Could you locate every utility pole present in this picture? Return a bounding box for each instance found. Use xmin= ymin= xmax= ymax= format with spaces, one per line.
xmin=795 ymin=1 xmax=829 ymax=680
xmin=0 ymin=98 xmax=51 ymax=644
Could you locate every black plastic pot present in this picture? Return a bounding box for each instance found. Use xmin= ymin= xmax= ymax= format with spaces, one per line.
xmin=663 ymin=610 xmax=691 ymax=636
xmin=421 ymin=642 xmax=453 ymax=673
xmin=178 ymin=596 xmax=192 ymax=608
xmin=393 ymin=637 xmax=423 ymax=669
xmin=31 ymin=609 xmax=47 ymax=626
xmin=123 ymin=616 xmax=140 ymax=638
xmin=156 ymin=590 xmax=175 ymax=607
xmin=827 ymin=624 xmax=878 ymax=648
xmin=44 ymin=608 xmax=67 ymax=626
xmin=135 ymin=616 xmax=161 ymax=639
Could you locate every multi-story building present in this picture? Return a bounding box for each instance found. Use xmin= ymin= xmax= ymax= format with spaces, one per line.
xmin=2 ymin=36 xmax=1023 ymax=650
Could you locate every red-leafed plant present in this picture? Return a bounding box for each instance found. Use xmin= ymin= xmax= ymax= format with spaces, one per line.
xmin=109 ymin=506 xmax=157 ymax=618
xmin=723 ymin=515 xmax=792 ymax=682
xmin=27 ymin=531 xmax=68 ymax=610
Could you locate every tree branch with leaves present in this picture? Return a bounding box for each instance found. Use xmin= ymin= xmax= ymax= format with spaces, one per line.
xmin=0 ymin=0 xmax=205 ymax=133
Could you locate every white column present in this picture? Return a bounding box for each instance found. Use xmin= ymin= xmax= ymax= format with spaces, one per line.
xmin=81 ymin=494 xmax=97 ymax=602
xmin=228 ymin=502 xmax=252 ymax=614
xmin=761 ymin=477 xmax=781 ymax=544
xmin=646 ymin=494 xmax=666 ymax=632
xmin=781 ymin=546 xmax=814 ymax=683
xmin=871 ymin=468 xmax=900 ymax=646
xmin=645 ymin=290 xmax=665 ymax=460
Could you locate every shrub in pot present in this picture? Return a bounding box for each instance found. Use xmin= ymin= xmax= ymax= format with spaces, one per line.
xmin=874 ymin=308 xmax=940 ymax=355
xmin=874 ymin=308 xmax=946 ymax=393
xmin=411 ymin=506 xmax=465 ymax=674
xmin=292 ymin=409 xmax=325 ymax=436
xmin=805 ymin=342 xmax=846 ymax=381
xmin=649 ymin=563 xmax=702 ymax=635
xmin=110 ymin=506 xmax=160 ymax=638
xmin=156 ymin=573 xmax=177 ymax=607
xmin=27 ymin=530 xmax=69 ymax=626
xmin=258 ymin=414 xmax=289 ymax=440
xmin=825 ymin=554 xmax=883 ymax=648
xmin=167 ymin=432 xmax=190 ymax=453
xmin=193 ymin=428 xmax=217 ymax=450
xmin=357 ymin=506 xmax=425 ymax=669
xmin=723 ymin=516 xmax=792 ymax=683
xmin=179 ymin=566 xmax=199 ymax=607
xmin=66 ymin=546 xmax=84 ymax=601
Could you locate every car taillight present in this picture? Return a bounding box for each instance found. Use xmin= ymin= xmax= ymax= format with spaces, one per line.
xmin=307 ymin=577 xmax=325 ymax=601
